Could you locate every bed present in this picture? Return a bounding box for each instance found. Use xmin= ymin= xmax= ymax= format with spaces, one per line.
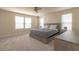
xmin=30 ymin=23 xmax=61 ymax=44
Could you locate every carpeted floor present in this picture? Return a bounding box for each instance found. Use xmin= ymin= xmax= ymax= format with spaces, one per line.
xmin=0 ymin=34 xmax=54 ymax=51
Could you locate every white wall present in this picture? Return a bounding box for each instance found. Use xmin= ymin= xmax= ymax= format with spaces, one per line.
xmin=43 ymin=13 xmax=60 ymax=23
xmin=32 ymin=16 xmax=39 ymax=28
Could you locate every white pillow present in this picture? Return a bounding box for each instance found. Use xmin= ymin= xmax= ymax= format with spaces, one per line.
xmin=49 ymin=25 xmax=57 ymax=30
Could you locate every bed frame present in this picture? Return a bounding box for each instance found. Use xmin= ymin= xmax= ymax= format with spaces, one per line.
xmin=30 ymin=23 xmax=61 ymax=44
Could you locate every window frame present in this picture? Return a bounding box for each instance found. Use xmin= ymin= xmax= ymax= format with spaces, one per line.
xmin=15 ymin=16 xmax=25 ymax=29
xmin=61 ymin=13 xmax=72 ymax=30
xmin=15 ymin=15 xmax=32 ymax=29
xmin=39 ymin=17 xmax=44 ymax=28
xmin=25 ymin=17 xmax=32 ymax=28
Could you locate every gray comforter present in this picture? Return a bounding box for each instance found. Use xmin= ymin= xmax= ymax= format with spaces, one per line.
xmin=30 ymin=28 xmax=58 ymax=38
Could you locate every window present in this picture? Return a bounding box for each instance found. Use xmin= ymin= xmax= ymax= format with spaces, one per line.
xmin=61 ymin=13 xmax=72 ymax=30
xmin=15 ymin=16 xmax=32 ymax=29
xmin=25 ymin=17 xmax=32 ymax=28
xmin=15 ymin=16 xmax=24 ymax=29
xmin=39 ymin=17 xmax=44 ymax=28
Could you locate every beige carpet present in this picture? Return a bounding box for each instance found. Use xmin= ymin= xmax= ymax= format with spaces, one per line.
xmin=0 ymin=34 xmax=54 ymax=51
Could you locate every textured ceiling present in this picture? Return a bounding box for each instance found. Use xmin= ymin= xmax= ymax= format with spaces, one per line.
xmin=0 ymin=7 xmax=72 ymax=16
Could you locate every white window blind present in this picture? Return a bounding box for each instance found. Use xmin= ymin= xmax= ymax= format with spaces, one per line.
xmin=61 ymin=13 xmax=72 ymax=30
xmin=15 ymin=16 xmax=32 ymax=29
xmin=15 ymin=16 xmax=24 ymax=29
xmin=25 ymin=17 xmax=32 ymax=28
xmin=40 ymin=17 xmax=44 ymax=28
